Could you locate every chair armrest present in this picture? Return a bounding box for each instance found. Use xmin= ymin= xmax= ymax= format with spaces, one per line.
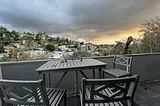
xmin=79 ymin=90 xmax=84 ymax=106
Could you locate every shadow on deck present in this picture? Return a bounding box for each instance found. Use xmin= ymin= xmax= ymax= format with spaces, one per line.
xmin=0 ymin=96 xmax=80 ymax=106
xmin=1 ymin=82 xmax=160 ymax=106
xmin=67 ymin=96 xmax=80 ymax=106
xmin=67 ymin=81 xmax=160 ymax=106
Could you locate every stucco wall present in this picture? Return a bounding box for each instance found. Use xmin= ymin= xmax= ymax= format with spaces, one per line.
xmin=0 ymin=53 xmax=160 ymax=94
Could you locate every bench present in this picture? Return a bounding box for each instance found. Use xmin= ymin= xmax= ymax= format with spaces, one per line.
xmin=80 ymin=75 xmax=139 ymax=106
xmin=0 ymin=79 xmax=66 ymax=106
xmin=103 ymin=55 xmax=132 ymax=78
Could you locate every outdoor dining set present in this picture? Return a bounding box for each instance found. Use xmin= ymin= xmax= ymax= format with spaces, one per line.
xmin=0 ymin=55 xmax=139 ymax=106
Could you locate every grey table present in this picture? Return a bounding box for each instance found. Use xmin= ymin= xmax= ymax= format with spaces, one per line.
xmin=35 ymin=58 xmax=107 ymax=94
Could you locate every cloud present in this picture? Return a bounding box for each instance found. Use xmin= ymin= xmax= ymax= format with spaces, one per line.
xmin=0 ymin=0 xmax=160 ymax=43
xmin=0 ymin=0 xmax=72 ymax=32
xmin=69 ymin=0 xmax=160 ymax=37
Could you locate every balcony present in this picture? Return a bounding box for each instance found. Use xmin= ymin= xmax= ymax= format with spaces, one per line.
xmin=1 ymin=53 xmax=160 ymax=106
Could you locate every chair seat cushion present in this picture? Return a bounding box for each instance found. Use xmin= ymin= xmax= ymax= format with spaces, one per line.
xmin=28 ymin=88 xmax=65 ymax=106
xmin=103 ymin=68 xmax=130 ymax=77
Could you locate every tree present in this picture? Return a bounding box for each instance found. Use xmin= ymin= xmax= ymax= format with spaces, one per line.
xmin=139 ymin=16 xmax=160 ymax=53
xmin=71 ymin=51 xmax=92 ymax=59
xmin=35 ymin=32 xmax=49 ymax=47
xmin=45 ymin=44 xmax=55 ymax=51
xmin=35 ymin=32 xmax=43 ymax=43
xmin=0 ymin=26 xmax=7 ymax=32
xmin=140 ymin=34 xmax=160 ymax=53
xmin=9 ymin=49 xmax=18 ymax=59
xmin=10 ymin=30 xmax=20 ymax=41
xmin=124 ymin=36 xmax=133 ymax=54
xmin=21 ymin=34 xmax=34 ymax=50
xmin=43 ymin=32 xmax=49 ymax=41
xmin=2 ymin=31 xmax=12 ymax=45
xmin=129 ymin=38 xmax=142 ymax=54
xmin=109 ymin=42 xmax=124 ymax=55
xmin=74 ymin=43 xmax=79 ymax=49
xmin=0 ymin=27 xmax=12 ymax=45
xmin=140 ymin=16 xmax=160 ymax=34
xmin=48 ymin=37 xmax=55 ymax=42
xmin=0 ymin=45 xmax=5 ymax=53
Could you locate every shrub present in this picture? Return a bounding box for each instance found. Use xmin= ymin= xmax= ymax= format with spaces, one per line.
xmin=0 ymin=45 xmax=5 ymax=53
xmin=45 ymin=44 xmax=55 ymax=51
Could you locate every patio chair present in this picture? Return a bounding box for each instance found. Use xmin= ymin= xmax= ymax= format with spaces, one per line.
xmin=0 ymin=79 xmax=67 ymax=106
xmin=80 ymin=75 xmax=139 ymax=106
xmin=103 ymin=55 xmax=132 ymax=78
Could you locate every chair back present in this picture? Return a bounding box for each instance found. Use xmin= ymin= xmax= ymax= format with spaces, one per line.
xmin=81 ymin=75 xmax=139 ymax=104
xmin=0 ymin=79 xmax=49 ymax=106
xmin=114 ymin=55 xmax=132 ymax=72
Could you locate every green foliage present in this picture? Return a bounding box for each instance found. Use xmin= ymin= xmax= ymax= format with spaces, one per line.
xmin=0 ymin=26 xmax=7 ymax=32
xmin=109 ymin=44 xmax=124 ymax=55
xmin=96 ymin=48 xmax=109 ymax=56
xmin=45 ymin=43 xmax=55 ymax=51
xmin=97 ymin=48 xmax=102 ymax=53
xmin=71 ymin=51 xmax=92 ymax=59
xmin=56 ymin=48 xmax=62 ymax=51
xmin=0 ymin=26 xmax=20 ymax=46
xmin=35 ymin=32 xmax=46 ymax=46
xmin=137 ymin=16 xmax=160 ymax=53
xmin=109 ymin=16 xmax=160 ymax=55
xmin=140 ymin=34 xmax=160 ymax=53
xmin=9 ymin=49 xmax=18 ymax=59
xmin=0 ymin=45 xmax=5 ymax=53
xmin=1 ymin=55 xmax=9 ymax=62
xmin=74 ymin=43 xmax=79 ymax=49
xmin=101 ymin=50 xmax=109 ymax=56
xmin=21 ymin=34 xmax=34 ymax=50
xmin=10 ymin=30 xmax=20 ymax=41
xmin=88 ymin=46 xmax=91 ymax=50
xmin=48 ymin=37 xmax=55 ymax=42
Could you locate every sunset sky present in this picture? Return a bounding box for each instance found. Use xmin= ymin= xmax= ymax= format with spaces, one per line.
xmin=0 ymin=0 xmax=160 ymax=44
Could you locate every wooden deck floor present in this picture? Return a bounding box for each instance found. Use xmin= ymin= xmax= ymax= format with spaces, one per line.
xmin=135 ymin=81 xmax=160 ymax=106
xmin=1 ymin=81 xmax=160 ymax=106
xmin=0 ymin=96 xmax=80 ymax=106
xmin=67 ymin=96 xmax=80 ymax=106
xmin=68 ymin=81 xmax=160 ymax=106
xmin=0 ymin=99 xmax=2 ymax=106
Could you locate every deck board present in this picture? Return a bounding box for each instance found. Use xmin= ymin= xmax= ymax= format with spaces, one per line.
xmin=2 ymin=81 xmax=160 ymax=106
xmin=36 ymin=59 xmax=107 ymax=73
xmin=135 ymin=81 xmax=160 ymax=106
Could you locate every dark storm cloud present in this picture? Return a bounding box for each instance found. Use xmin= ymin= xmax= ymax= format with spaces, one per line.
xmin=0 ymin=0 xmax=72 ymax=33
xmin=69 ymin=0 xmax=160 ymax=37
xmin=0 ymin=0 xmax=160 ymax=41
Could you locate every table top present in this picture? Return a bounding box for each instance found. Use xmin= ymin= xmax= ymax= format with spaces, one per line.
xmin=36 ymin=58 xmax=107 ymax=73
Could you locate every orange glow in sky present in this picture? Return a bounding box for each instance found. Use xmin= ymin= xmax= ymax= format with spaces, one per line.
xmin=91 ymin=28 xmax=140 ymax=44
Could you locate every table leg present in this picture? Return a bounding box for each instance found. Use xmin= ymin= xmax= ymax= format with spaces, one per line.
xmin=93 ymin=69 xmax=95 ymax=79
xmin=43 ymin=74 xmax=46 ymax=86
xmin=38 ymin=72 xmax=46 ymax=87
xmin=75 ymin=71 xmax=78 ymax=96
xmin=48 ymin=73 xmax=51 ymax=88
xmin=99 ymin=68 xmax=102 ymax=79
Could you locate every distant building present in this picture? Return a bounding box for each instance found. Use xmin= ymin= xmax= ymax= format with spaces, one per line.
xmin=4 ymin=45 xmax=14 ymax=53
xmin=58 ymin=45 xmax=66 ymax=51
xmin=24 ymin=50 xmax=47 ymax=59
xmin=49 ymin=51 xmax=63 ymax=59
xmin=58 ymin=45 xmax=72 ymax=52
xmin=11 ymin=43 xmax=21 ymax=48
